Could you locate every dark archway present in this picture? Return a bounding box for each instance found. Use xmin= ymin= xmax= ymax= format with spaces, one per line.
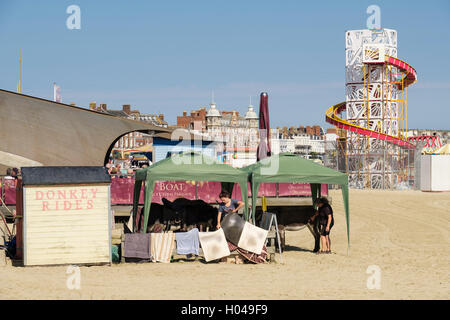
xmin=103 ymin=130 xmax=155 ymax=166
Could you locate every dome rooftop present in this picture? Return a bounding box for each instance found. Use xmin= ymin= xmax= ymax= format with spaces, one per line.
xmin=245 ymin=105 xmax=258 ymax=119
xmin=206 ymin=102 xmax=221 ymax=117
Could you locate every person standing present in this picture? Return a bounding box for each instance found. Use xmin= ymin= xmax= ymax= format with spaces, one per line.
xmin=309 ymin=197 xmax=334 ymax=254
xmin=4 ymin=168 xmax=14 ymax=180
xmin=128 ymin=155 xmax=134 ymax=168
xmin=216 ymin=191 xmax=244 ymax=230
xmin=11 ymin=168 xmax=19 ymax=179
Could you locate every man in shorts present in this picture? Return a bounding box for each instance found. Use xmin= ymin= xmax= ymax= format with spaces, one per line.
xmin=309 ymin=197 xmax=334 ymax=254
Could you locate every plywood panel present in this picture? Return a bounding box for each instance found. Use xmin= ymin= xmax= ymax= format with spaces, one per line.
xmin=26 ymin=252 xmax=110 ymax=266
xmin=24 ymin=205 xmax=109 ymax=212
xmin=27 ymin=246 xmax=109 ymax=256
xmin=26 ymin=224 xmax=109 ymax=232
xmin=26 ymin=214 xmax=109 ymax=222
xmin=26 ymin=218 xmax=108 ymax=227
xmin=24 ymin=185 xmax=111 ymax=266
xmin=25 ymin=255 xmax=110 ymax=266
xmin=26 ymin=238 xmax=108 ymax=246
xmin=26 ymin=230 xmax=109 ymax=239
xmin=27 ymin=241 xmax=110 ymax=250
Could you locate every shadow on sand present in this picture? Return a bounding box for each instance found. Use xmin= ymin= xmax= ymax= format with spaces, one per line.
xmin=283 ymin=245 xmax=316 ymax=253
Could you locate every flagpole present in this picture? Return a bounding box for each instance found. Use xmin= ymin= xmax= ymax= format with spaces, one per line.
xmin=20 ymin=48 xmax=22 ymax=93
xmin=18 ymin=48 xmax=23 ymax=93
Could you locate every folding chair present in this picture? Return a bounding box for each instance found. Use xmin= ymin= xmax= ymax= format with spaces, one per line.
xmin=259 ymin=211 xmax=283 ymax=264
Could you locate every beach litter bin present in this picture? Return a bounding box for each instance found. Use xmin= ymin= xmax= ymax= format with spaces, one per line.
xmin=17 ymin=166 xmax=112 ymax=266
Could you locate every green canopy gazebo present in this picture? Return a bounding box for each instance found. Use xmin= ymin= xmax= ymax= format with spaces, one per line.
xmin=241 ymin=153 xmax=350 ymax=250
xmin=133 ymin=151 xmax=249 ymax=233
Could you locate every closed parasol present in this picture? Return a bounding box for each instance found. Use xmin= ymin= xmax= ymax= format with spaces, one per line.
xmin=257 ymin=92 xmax=271 ymax=161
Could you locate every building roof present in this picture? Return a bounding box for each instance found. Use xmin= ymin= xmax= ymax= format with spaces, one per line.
xmin=206 ymin=102 xmax=221 ymax=117
xmin=104 ymin=109 xmax=167 ymax=127
xmin=245 ymin=105 xmax=258 ymax=119
xmin=138 ymin=114 xmax=168 ymax=127
xmin=22 ymin=166 xmax=111 ymax=186
xmin=154 ymin=130 xmax=214 ymax=142
xmin=105 ymin=110 xmax=130 ymax=118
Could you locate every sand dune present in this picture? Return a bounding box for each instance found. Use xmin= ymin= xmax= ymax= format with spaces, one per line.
xmin=0 ymin=189 xmax=448 ymax=299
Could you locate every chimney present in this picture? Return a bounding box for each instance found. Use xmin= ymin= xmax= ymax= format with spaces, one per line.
xmin=316 ymin=126 xmax=321 ymax=136
xmin=183 ymin=111 xmax=187 ymax=116
xmin=158 ymin=114 xmax=164 ymax=121
xmin=100 ymin=103 xmax=107 ymax=111
xmin=122 ymin=104 xmax=131 ymax=114
xmin=89 ymin=102 xmax=97 ymax=110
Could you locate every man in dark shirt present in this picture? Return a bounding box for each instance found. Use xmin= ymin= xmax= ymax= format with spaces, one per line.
xmin=216 ymin=191 xmax=244 ymax=229
xmin=309 ymin=197 xmax=334 ymax=254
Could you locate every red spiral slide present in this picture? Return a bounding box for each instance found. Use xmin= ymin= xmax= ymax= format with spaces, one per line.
xmin=326 ymin=55 xmax=417 ymax=149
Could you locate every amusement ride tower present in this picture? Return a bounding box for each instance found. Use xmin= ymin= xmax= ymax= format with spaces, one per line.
xmin=326 ymin=28 xmax=417 ymax=189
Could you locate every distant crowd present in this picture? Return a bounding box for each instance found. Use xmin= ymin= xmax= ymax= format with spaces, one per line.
xmin=1 ymin=168 xmax=20 ymax=190
xmin=106 ymin=155 xmax=151 ymax=177
xmin=1 ymin=157 xmax=152 ymax=181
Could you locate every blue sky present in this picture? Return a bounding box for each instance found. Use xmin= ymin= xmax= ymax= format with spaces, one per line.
xmin=1 ymin=0 xmax=449 ymax=130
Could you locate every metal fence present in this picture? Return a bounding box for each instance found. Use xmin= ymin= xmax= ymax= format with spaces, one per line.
xmin=324 ymin=139 xmax=421 ymax=190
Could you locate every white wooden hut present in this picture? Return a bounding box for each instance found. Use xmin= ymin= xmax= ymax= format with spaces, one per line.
xmin=19 ymin=166 xmax=112 ymax=266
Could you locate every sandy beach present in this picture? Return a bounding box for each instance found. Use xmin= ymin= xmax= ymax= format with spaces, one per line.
xmin=0 ymin=189 xmax=448 ymax=300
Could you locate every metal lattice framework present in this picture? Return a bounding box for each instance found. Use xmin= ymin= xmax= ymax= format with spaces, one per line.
xmin=326 ymin=29 xmax=417 ymax=189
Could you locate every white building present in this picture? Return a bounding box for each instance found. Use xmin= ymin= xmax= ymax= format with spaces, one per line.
xmin=271 ymin=128 xmax=326 ymax=159
xmin=182 ymin=100 xmax=260 ymax=167
xmin=205 ymin=101 xmax=259 ymax=149
xmin=309 ymin=135 xmax=325 ymax=154
xmin=271 ymin=138 xmax=295 ymax=154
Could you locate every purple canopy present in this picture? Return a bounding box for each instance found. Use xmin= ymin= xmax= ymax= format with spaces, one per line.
xmin=257 ymin=92 xmax=271 ymax=161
